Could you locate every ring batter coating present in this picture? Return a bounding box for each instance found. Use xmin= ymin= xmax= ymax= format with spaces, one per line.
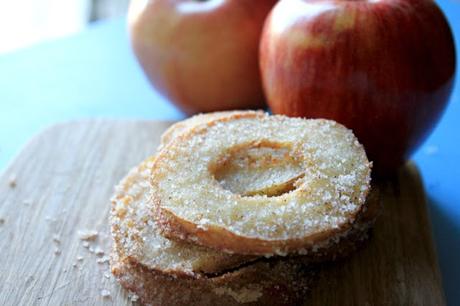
xmin=151 ymin=113 xmax=372 ymax=256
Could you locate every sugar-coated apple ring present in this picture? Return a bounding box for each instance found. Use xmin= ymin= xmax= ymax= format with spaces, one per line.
xmin=151 ymin=112 xmax=372 ymax=256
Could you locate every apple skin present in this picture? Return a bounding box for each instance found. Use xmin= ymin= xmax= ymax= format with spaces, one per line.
xmin=128 ymin=0 xmax=278 ymax=114
xmin=260 ymin=0 xmax=456 ymax=175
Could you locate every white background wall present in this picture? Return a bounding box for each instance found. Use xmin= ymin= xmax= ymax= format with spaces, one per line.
xmin=0 ymin=0 xmax=129 ymax=54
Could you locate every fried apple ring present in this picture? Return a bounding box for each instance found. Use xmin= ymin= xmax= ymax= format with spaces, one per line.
xmin=151 ymin=113 xmax=372 ymax=256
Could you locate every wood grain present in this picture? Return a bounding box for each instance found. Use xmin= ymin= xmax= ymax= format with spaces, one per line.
xmin=309 ymin=166 xmax=445 ymax=305
xmin=0 ymin=120 xmax=445 ymax=305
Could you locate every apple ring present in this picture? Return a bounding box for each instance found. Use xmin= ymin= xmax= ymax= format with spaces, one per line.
xmin=151 ymin=113 xmax=372 ymax=256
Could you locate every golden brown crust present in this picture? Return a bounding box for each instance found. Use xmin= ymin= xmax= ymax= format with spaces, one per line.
xmin=300 ymin=185 xmax=380 ymax=262
xmin=151 ymin=114 xmax=373 ymax=256
xmin=111 ymin=209 xmax=378 ymax=306
xmin=111 ymin=250 xmax=317 ymax=306
xmin=155 ymin=186 xmax=379 ymax=257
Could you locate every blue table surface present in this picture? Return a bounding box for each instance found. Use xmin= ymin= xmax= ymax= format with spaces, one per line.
xmin=1 ymin=1 xmax=459 ymax=304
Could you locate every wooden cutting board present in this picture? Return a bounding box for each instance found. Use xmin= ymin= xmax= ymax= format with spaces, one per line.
xmin=0 ymin=120 xmax=445 ymax=305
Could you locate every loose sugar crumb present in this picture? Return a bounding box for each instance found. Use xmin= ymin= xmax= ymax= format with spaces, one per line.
xmin=129 ymin=294 xmax=139 ymax=302
xmin=97 ymin=256 xmax=110 ymax=264
xmin=54 ymin=248 xmax=61 ymax=256
xmin=78 ymin=230 xmax=98 ymax=241
xmin=101 ymin=289 xmax=111 ymax=298
xmin=8 ymin=175 xmax=16 ymax=188
xmin=94 ymin=247 xmax=104 ymax=256
xmin=52 ymin=235 xmax=61 ymax=244
xmin=82 ymin=241 xmax=90 ymax=248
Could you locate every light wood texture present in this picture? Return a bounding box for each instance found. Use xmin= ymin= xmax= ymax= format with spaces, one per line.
xmin=0 ymin=120 xmax=445 ymax=305
xmin=309 ymin=166 xmax=445 ymax=305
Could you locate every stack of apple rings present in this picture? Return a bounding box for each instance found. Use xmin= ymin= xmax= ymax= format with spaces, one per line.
xmin=111 ymin=110 xmax=380 ymax=305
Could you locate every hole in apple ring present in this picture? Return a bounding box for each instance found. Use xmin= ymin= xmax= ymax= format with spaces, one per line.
xmin=209 ymin=141 xmax=305 ymax=197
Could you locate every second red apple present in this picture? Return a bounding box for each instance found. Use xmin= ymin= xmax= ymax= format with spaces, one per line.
xmin=260 ymin=0 xmax=456 ymax=174
xmin=129 ymin=0 xmax=278 ymax=114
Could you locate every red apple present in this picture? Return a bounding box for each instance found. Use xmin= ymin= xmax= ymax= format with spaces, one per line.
xmin=260 ymin=0 xmax=456 ymax=175
xmin=128 ymin=0 xmax=278 ymax=114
